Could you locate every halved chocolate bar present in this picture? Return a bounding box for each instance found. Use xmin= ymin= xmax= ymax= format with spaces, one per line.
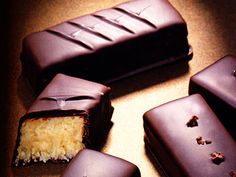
xmin=21 ymin=0 xmax=192 ymax=92
xmin=143 ymin=94 xmax=236 ymax=177
xmin=61 ymin=149 xmax=141 ymax=177
xmin=189 ymin=55 xmax=236 ymax=139
xmin=13 ymin=74 xmax=113 ymax=166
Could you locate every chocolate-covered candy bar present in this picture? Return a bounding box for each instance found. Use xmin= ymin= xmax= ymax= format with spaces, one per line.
xmin=61 ymin=149 xmax=141 ymax=177
xmin=21 ymin=0 xmax=192 ymax=92
xmin=143 ymin=94 xmax=236 ymax=177
xmin=189 ymin=55 xmax=236 ymax=138
xmin=13 ymin=74 xmax=113 ymax=166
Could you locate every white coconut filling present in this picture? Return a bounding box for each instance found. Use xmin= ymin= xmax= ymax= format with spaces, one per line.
xmin=15 ymin=116 xmax=85 ymax=165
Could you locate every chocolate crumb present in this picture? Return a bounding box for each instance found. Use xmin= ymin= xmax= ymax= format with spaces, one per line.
xmin=210 ymin=152 xmax=224 ymax=165
xmin=230 ymin=171 xmax=236 ymax=177
xmin=186 ymin=115 xmax=199 ymax=127
xmin=205 ymin=140 xmax=212 ymax=144
xmin=196 ymin=136 xmax=212 ymax=145
xmin=196 ymin=136 xmax=204 ymax=145
xmin=233 ymin=69 xmax=236 ymax=77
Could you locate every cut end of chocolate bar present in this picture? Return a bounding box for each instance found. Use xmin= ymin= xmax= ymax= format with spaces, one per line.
xmin=210 ymin=152 xmax=224 ymax=165
xmin=13 ymin=74 xmax=113 ymax=166
xmin=14 ymin=116 xmax=87 ymax=166
xmin=186 ymin=115 xmax=199 ymax=127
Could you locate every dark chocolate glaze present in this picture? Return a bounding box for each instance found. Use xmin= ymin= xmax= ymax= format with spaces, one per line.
xmin=143 ymin=94 xmax=236 ymax=177
xmin=20 ymin=0 xmax=192 ymax=93
xmin=28 ymin=73 xmax=112 ymax=113
xmin=189 ymin=55 xmax=236 ymax=139
xmin=61 ymin=149 xmax=141 ymax=177
xmin=13 ymin=74 xmax=113 ymax=166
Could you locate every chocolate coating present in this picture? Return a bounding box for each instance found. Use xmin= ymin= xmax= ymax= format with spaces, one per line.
xmin=13 ymin=74 xmax=113 ymax=165
xmin=61 ymin=149 xmax=141 ymax=177
xmin=26 ymin=73 xmax=113 ymax=138
xmin=189 ymin=55 xmax=236 ymax=139
xmin=28 ymin=73 xmax=112 ymax=114
xmin=21 ymin=0 xmax=192 ymax=92
xmin=143 ymin=94 xmax=236 ymax=177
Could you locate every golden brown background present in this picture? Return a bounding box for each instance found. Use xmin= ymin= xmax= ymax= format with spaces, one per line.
xmin=1 ymin=0 xmax=236 ymax=176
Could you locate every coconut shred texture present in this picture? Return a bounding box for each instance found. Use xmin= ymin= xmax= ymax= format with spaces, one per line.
xmin=15 ymin=116 xmax=86 ymax=165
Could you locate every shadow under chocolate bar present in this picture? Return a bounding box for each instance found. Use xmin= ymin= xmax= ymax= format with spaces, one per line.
xmin=21 ymin=0 xmax=192 ymax=93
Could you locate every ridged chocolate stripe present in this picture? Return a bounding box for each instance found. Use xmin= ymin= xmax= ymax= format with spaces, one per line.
xmin=40 ymin=95 xmax=96 ymax=101
xmin=67 ymin=21 xmax=113 ymax=41
xmin=46 ymin=29 xmax=94 ymax=50
xmin=92 ymin=14 xmax=135 ymax=34
xmin=40 ymin=95 xmax=96 ymax=109
xmin=113 ymin=7 xmax=157 ymax=29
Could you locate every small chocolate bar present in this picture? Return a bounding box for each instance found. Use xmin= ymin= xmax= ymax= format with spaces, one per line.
xmin=21 ymin=0 xmax=192 ymax=92
xmin=143 ymin=94 xmax=236 ymax=177
xmin=189 ymin=55 xmax=236 ymax=139
xmin=13 ymin=74 xmax=113 ymax=166
xmin=61 ymin=149 xmax=141 ymax=177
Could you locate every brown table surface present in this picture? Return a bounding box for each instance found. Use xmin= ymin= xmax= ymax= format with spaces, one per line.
xmin=1 ymin=0 xmax=236 ymax=176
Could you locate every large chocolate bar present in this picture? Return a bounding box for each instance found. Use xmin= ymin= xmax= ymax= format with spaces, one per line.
xmin=189 ymin=55 xmax=236 ymax=139
xmin=13 ymin=74 xmax=113 ymax=166
xmin=143 ymin=94 xmax=236 ymax=177
xmin=21 ymin=0 xmax=192 ymax=92
xmin=61 ymin=149 xmax=141 ymax=177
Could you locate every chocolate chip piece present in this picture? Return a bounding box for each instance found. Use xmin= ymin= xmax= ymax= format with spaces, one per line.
xmin=205 ymin=140 xmax=212 ymax=144
xmin=196 ymin=136 xmax=204 ymax=145
xmin=233 ymin=70 xmax=236 ymax=77
xmin=196 ymin=136 xmax=212 ymax=145
xmin=230 ymin=171 xmax=236 ymax=177
xmin=210 ymin=152 xmax=224 ymax=165
xmin=186 ymin=115 xmax=199 ymax=127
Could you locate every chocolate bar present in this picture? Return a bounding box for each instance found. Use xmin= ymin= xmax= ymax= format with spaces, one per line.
xmin=13 ymin=74 xmax=113 ymax=166
xmin=143 ymin=94 xmax=236 ymax=177
xmin=61 ymin=149 xmax=141 ymax=177
xmin=189 ymin=55 xmax=236 ymax=139
xmin=21 ymin=0 xmax=192 ymax=92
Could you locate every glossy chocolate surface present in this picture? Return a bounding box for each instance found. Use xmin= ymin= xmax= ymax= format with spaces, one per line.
xmin=29 ymin=73 xmax=112 ymax=141
xmin=61 ymin=149 xmax=141 ymax=177
xmin=189 ymin=55 xmax=236 ymax=138
xmin=143 ymin=94 xmax=236 ymax=177
xmin=21 ymin=0 xmax=192 ymax=92
xmin=28 ymin=73 xmax=112 ymax=113
xmin=13 ymin=74 xmax=113 ymax=165
xmin=25 ymin=73 xmax=113 ymax=131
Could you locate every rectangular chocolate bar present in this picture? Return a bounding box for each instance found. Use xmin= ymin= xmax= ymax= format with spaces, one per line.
xmin=143 ymin=94 xmax=236 ymax=177
xmin=61 ymin=149 xmax=141 ymax=177
xmin=189 ymin=55 xmax=236 ymax=139
xmin=13 ymin=74 xmax=113 ymax=166
xmin=21 ymin=0 xmax=192 ymax=92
